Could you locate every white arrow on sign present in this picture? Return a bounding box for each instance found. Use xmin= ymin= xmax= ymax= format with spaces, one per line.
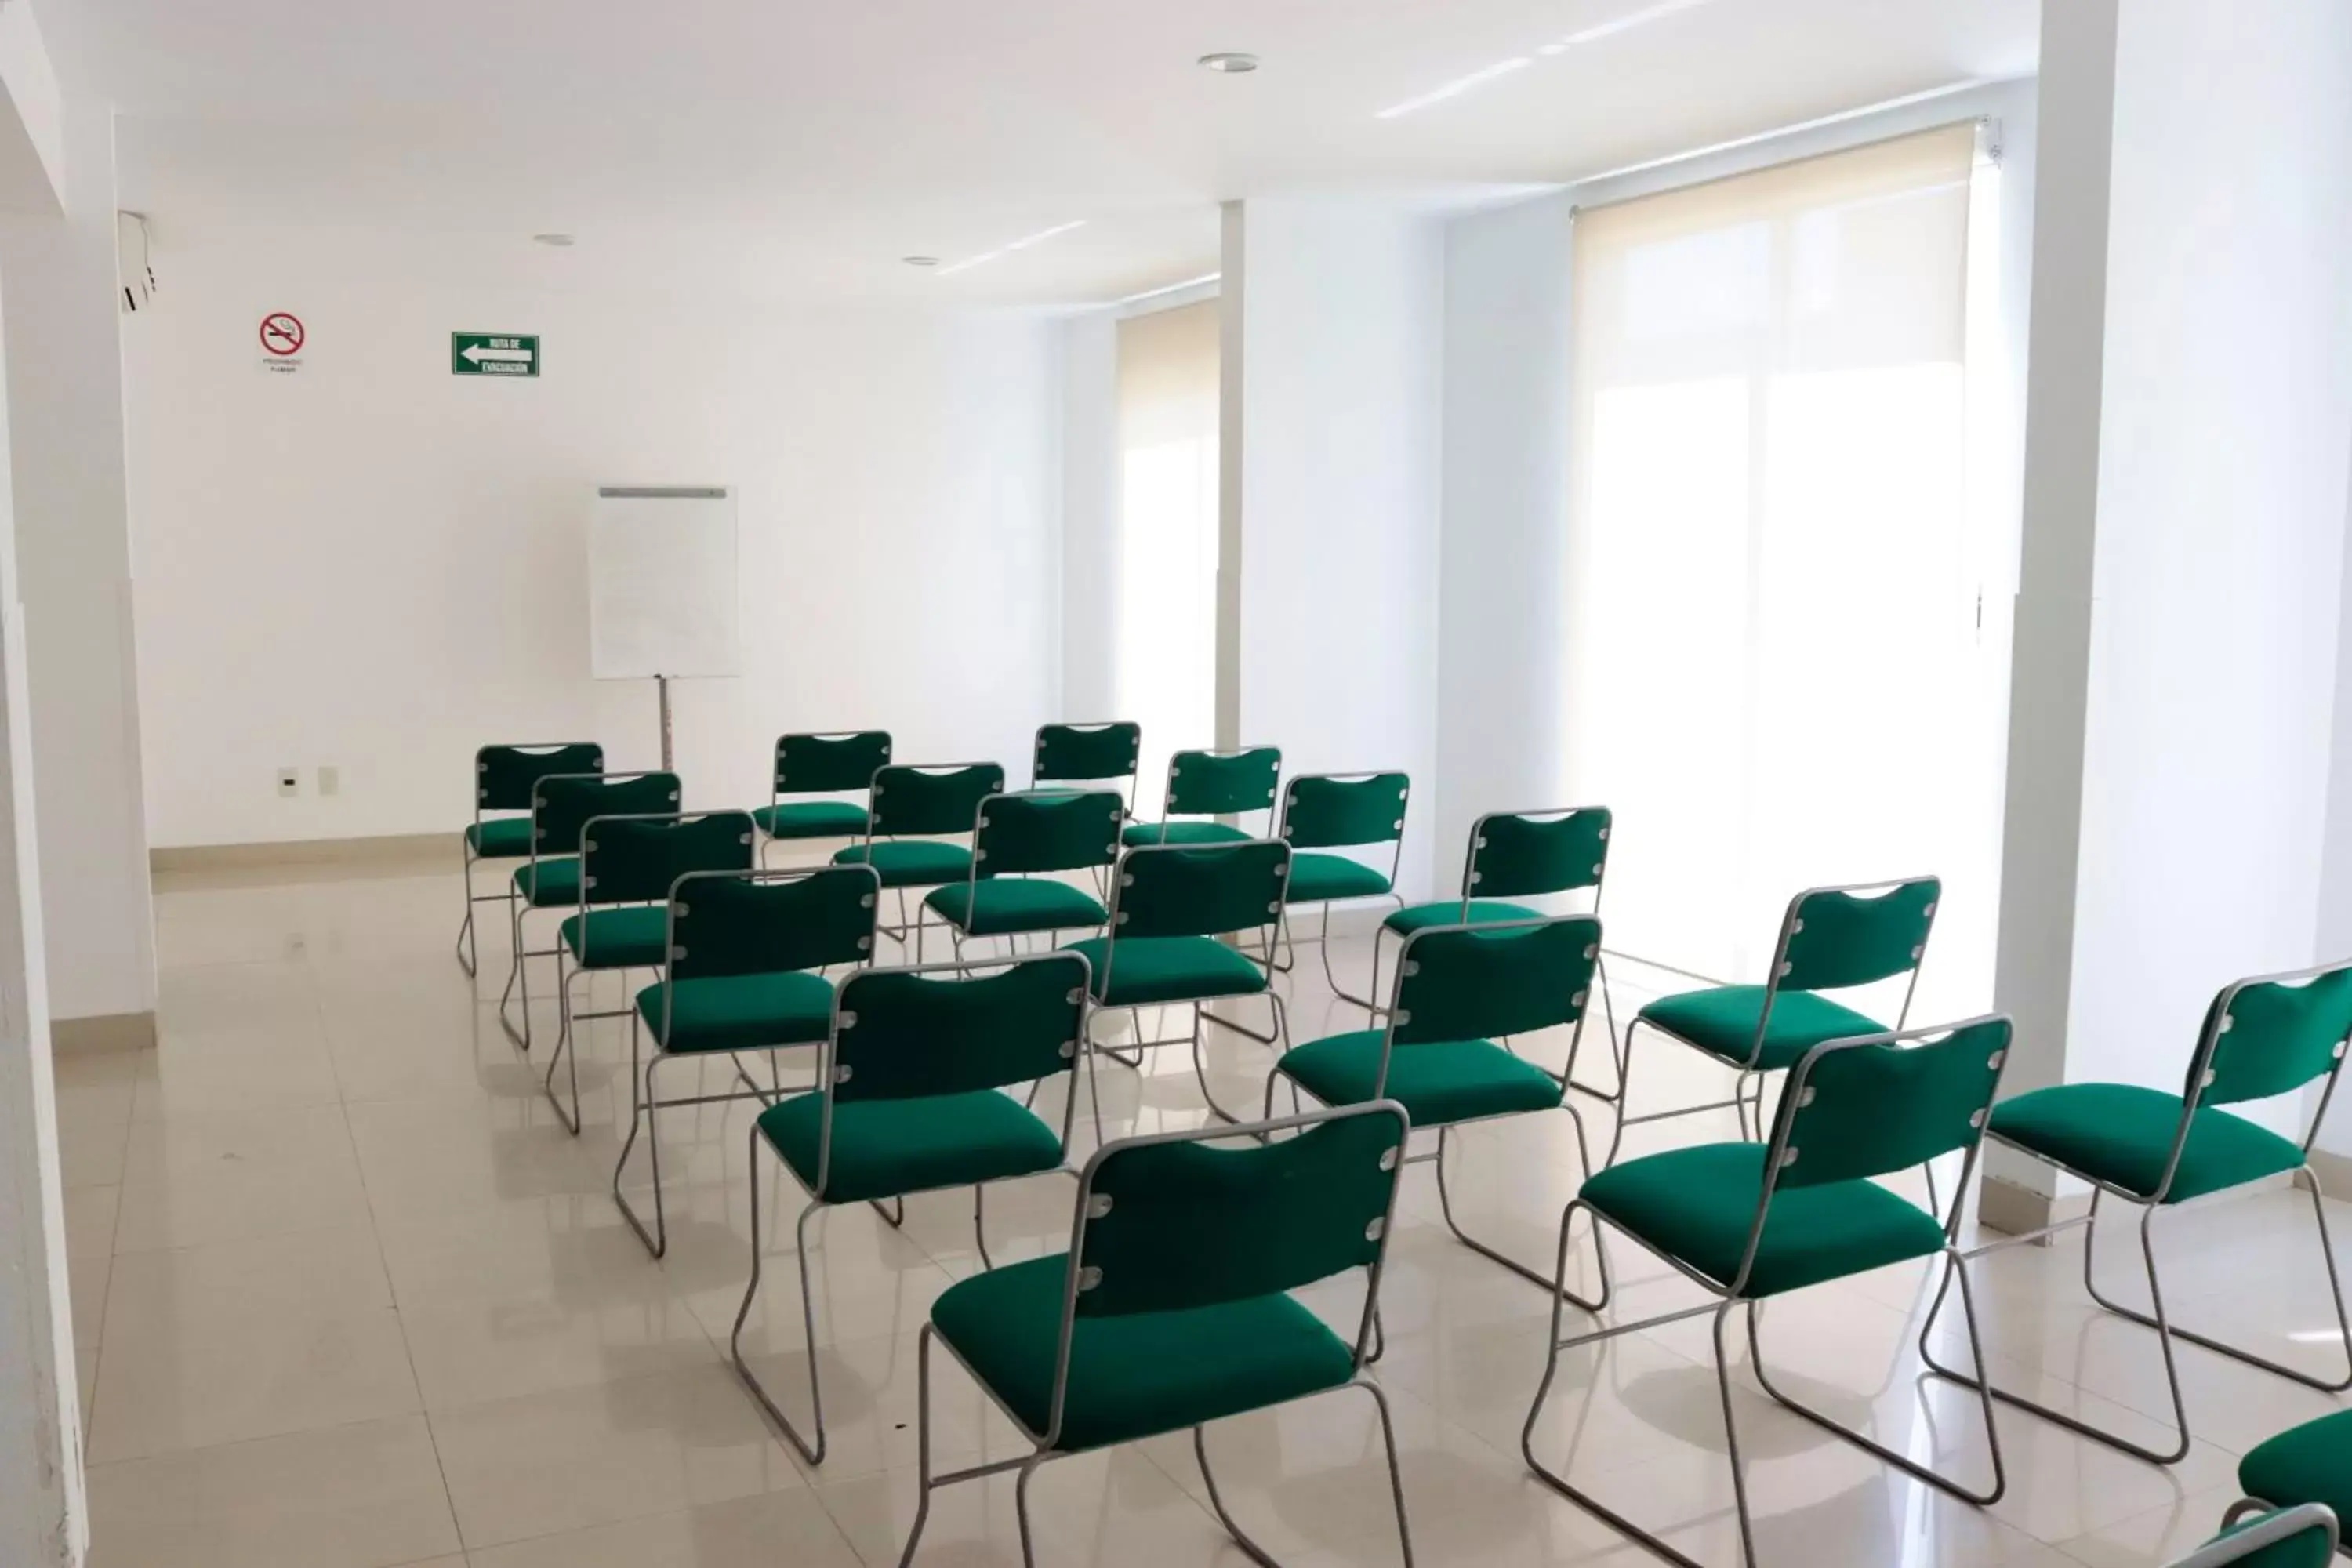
xmin=461 ymin=343 xmax=533 ymax=365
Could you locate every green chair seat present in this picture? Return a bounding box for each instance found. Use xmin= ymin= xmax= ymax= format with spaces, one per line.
xmin=511 ymin=857 xmax=582 ymax=907
xmin=831 ymin=840 xmax=976 ymax=888
xmin=2241 ymin=1411 xmax=2352 ymax=1526
xmin=466 ymin=818 xmax=534 ymax=858
xmin=1065 ymin=935 xmax=1268 ymax=1006
xmin=1639 ymin=985 xmax=1888 ymax=1073
xmin=1383 ymin=898 xmax=1544 ymax=935
xmin=926 ymin=880 xmax=1109 ymax=937
xmin=1283 ymin=852 xmax=1394 ymax=904
xmin=754 ymin=801 xmax=872 ymax=840
xmin=636 ymin=971 xmax=837 ymax=1053
xmin=1988 ymin=1083 xmax=2304 ymax=1204
xmin=1279 ymin=1030 xmax=1563 ymax=1126
xmin=559 ymin=906 xmax=668 ymax=969
xmin=758 ymin=1089 xmax=1062 ymax=1204
xmin=1122 ymin=819 xmax=1250 ymax=848
xmin=1581 ymin=1141 xmax=1945 ymax=1299
xmin=930 ymin=1254 xmax=1356 ymax=1452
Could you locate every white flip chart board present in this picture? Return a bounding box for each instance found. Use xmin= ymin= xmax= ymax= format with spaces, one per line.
xmin=589 ymin=485 xmax=741 ymax=680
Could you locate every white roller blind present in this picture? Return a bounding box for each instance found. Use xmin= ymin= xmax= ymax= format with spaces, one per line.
xmin=1116 ymin=299 xmax=1220 ymax=816
xmin=1565 ymin=124 xmax=1998 ymax=1007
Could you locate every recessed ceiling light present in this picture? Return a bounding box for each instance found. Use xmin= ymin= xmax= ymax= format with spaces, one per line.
xmin=532 ymin=233 xmax=575 ymax=247
xmin=1197 ymin=53 xmax=1259 ymax=74
xmin=902 ymin=256 xmax=941 ymax=267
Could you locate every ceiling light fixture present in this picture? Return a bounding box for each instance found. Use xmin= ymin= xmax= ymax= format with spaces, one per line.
xmin=532 ymin=233 xmax=576 ymax=247
xmin=1197 ymin=53 xmax=1259 ymax=74
xmin=933 ymin=219 xmax=1088 ymax=277
xmin=902 ymin=256 xmax=941 ymax=267
xmin=1375 ymin=57 xmax=1531 ymax=120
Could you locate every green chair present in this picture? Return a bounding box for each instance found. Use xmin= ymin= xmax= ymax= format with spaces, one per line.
xmin=617 ymin=863 xmax=882 ymax=1256
xmin=1269 ymin=916 xmax=1602 ymax=1289
xmin=1066 ymin=838 xmax=1291 ymax=1122
xmin=2217 ymin=1414 xmax=2352 ymax=1565
xmin=540 ymin=811 xmax=757 ymax=1133
xmin=2178 ymin=1505 xmax=2339 ymax=1568
xmin=1122 ymin=745 xmax=1280 ymax=848
xmin=893 ymin=1099 xmax=1416 ymax=1568
xmin=730 ymin=953 xmax=1093 ymax=1465
xmin=1612 ymin=876 xmax=1940 ymax=1167
xmin=455 ymin=742 xmax=602 ymax=977
xmin=1031 ymin=721 xmax=1142 ymax=815
xmin=925 ymin=789 xmax=1121 ymax=957
xmin=1274 ymin=771 xmax=1411 ymax=1009
xmin=1922 ymin=958 xmax=2352 ymax=1465
xmin=832 ymin=761 xmax=1006 ymax=955
xmin=497 ymin=769 xmax=681 ymax=1051
xmin=757 ymin=731 xmax=892 ymax=861
xmin=1379 ymin=808 xmax=1621 ymax=1097
xmin=1523 ymin=1016 xmax=2014 ymax=1568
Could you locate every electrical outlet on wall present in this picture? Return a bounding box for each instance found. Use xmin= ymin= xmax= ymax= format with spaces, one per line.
xmin=318 ymin=765 xmax=340 ymax=797
xmin=276 ymin=768 xmax=299 ymax=798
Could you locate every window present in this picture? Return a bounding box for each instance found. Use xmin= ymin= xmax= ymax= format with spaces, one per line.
xmin=1116 ymin=299 xmax=1220 ymax=816
xmin=1564 ymin=124 xmax=2007 ymax=1017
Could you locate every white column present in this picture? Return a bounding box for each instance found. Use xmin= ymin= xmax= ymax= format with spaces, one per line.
xmin=1987 ymin=0 xmax=2352 ymax=1220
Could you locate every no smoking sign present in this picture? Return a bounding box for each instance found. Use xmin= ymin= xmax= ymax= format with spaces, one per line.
xmin=259 ymin=310 xmax=305 ymax=375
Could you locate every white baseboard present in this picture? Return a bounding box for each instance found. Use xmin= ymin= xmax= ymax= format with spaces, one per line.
xmin=51 ymin=1012 xmax=155 ymax=1054
xmin=151 ymin=833 xmax=448 ymax=873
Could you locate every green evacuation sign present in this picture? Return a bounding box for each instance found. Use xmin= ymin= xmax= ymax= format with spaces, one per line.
xmin=451 ymin=332 xmax=540 ymax=377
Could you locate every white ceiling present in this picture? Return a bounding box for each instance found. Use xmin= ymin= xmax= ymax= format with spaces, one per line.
xmin=49 ymin=0 xmax=2038 ymax=305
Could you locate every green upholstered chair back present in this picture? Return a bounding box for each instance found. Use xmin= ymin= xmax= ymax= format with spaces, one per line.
xmin=532 ymin=771 xmax=681 ymax=858
xmin=1163 ymin=746 xmax=1280 ymax=818
xmin=1033 ymin=723 xmax=1141 ymax=789
xmin=869 ymin=763 xmax=1005 ymax=838
xmin=579 ymin=811 xmax=754 ymax=908
xmin=1281 ymin=771 xmax=1410 ymax=852
xmin=1109 ymin=840 xmax=1290 ymax=942
xmin=1069 ymin=1101 xmax=1407 ymax=1319
xmin=1770 ymin=1015 xmax=2011 ymax=1193
xmin=2167 ymin=1505 xmax=2339 ymax=1568
xmin=2193 ymin=959 xmax=2352 ymax=1109
xmin=1774 ymin=876 xmax=1941 ymax=993
xmin=1389 ymin=916 xmax=1602 ymax=1046
xmin=667 ymin=865 xmax=880 ymax=982
xmin=477 ymin=742 xmax=603 ymax=813
xmin=1465 ymin=807 xmax=1611 ymax=900
xmin=827 ymin=953 xmax=1088 ymax=1104
xmin=976 ymin=790 xmax=1125 ymax=877
xmin=774 ymin=731 xmax=891 ymax=796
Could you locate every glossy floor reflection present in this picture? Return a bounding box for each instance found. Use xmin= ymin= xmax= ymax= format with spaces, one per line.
xmin=66 ymin=852 xmax=2348 ymax=1566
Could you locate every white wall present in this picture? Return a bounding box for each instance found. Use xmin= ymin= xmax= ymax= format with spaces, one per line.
xmin=123 ymin=223 xmax=1066 ymax=846
xmin=1058 ymin=312 xmax=1116 ymax=724
xmin=1227 ymin=197 xmax=1446 ymax=899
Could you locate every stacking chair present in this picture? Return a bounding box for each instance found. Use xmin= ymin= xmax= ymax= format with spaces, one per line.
xmin=893 ymin=1101 xmax=1416 ymax=1568
xmin=2176 ymin=1506 xmax=2339 ymax=1568
xmin=2218 ymin=1412 xmax=2352 ymax=1564
xmin=925 ymin=789 xmax=1121 ymax=958
xmin=1274 ymin=771 xmax=1410 ymax=1008
xmin=1378 ymin=808 xmax=1620 ymax=1094
xmin=1523 ymin=1016 xmax=2014 ymax=1568
xmin=1613 ymin=876 xmax=1940 ymax=1167
xmin=1031 ymin=721 xmax=1142 ymax=815
xmin=1066 ymin=838 xmax=1290 ymax=1120
xmin=616 ymin=863 xmax=881 ymax=1256
xmin=498 ymin=769 xmax=681 ymax=1051
xmin=728 ymin=953 xmax=1092 ymax=1464
xmin=1121 ymin=745 xmax=1279 ymax=848
xmin=455 ymin=742 xmax=602 ymax=977
xmin=538 ymin=810 xmax=756 ymax=1134
xmin=832 ymin=762 xmax=1005 ymax=955
xmin=1269 ymin=916 xmax=1602 ymax=1287
xmin=1921 ymin=959 xmax=2352 ymax=1465
xmin=757 ymin=731 xmax=891 ymax=862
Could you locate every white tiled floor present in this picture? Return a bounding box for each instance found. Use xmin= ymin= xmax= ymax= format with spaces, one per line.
xmin=62 ymin=854 xmax=2352 ymax=1566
